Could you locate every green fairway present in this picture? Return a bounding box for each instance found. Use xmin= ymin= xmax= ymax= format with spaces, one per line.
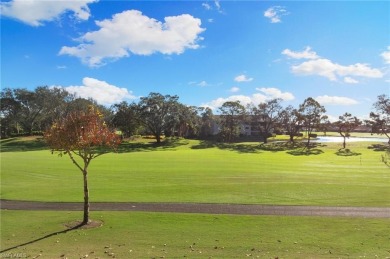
xmin=1 ymin=137 xmax=389 ymax=206
xmin=1 ymin=210 xmax=390 ymax=258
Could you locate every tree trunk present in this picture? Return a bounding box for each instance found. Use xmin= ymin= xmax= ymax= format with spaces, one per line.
xmin=156 ymin=134 xmax=161 ymax=143
xmin=82 ymin=170 xmax=90 ymax=225
xmin=289 ymin=134 xmax=294 ymax=142
xmin=343 ymin=137 xmax=346 ymax=149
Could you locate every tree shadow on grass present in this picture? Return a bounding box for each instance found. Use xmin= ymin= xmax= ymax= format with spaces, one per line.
xmin=0 ymin=137 xmax=48 ymax=152
xmin=335 ymin=148 xmax=362 ymax=156
xmin=367 ymin=143 xmax=389 ymax=152
xmin=0 ymin=222 xmax=86 ymax=253
xmin=286 ymin=143 xmax=325 ymax=156
xmin=191 ymin=140 xmax=263 ymax=154
xmin=116 ymin=137 xmax=190 ymax=153
xmin=191 ymin=140 xmax=326 ymax=155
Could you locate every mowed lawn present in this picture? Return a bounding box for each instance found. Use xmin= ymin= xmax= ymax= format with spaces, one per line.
xmin=1 ymin=137 xmax=389 ymax=206
xmin=1 ymin=210 xmax=390 ymax=258
xmin=1 ymin=137 xmax=390 ymax=258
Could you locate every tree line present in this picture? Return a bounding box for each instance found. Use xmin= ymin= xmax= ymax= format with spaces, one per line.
xmin=1 ymin=87 xmax=389 ymax=146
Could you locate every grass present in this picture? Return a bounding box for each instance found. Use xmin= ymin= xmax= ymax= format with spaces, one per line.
xmin=1 ymin=137 xmax=389 ymax=258
xmin=1 ymin=210 xmax=390 ymax=258
xmin=1 ymin=137 xmax=389 ymax=206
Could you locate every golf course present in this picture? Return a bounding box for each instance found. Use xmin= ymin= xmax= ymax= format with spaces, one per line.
xmin=1 ymin=136 xmax=389 ymax=258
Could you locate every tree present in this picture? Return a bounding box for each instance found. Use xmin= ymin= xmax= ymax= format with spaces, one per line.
xmin=0 ymin=86 xmax=71 ymax=136
xmin=218 ymin=101 xmax=246 ymax=142
xmin=44 ymin=106 xmax=121 ymax=225
xmin=334 ymin=112 xmax=361 ymax=149
xmin=367 ymin=94 xmax=390 ymax=144
xmin=278 ymin=105 xmax=302 ymax=142
xmin=137 ymin=92 xmax=180 ymax=143
xmin=318 ymin=116 xmax=331 ymax=136
xmin=199 ymin=107 xmax=215 ymax=139
xmin=298 ymin=97 xmax=327 ymax=146
xmin=252 ymin=98 xmax=282 ymax=143
xmin=111 ymin=102 xmax=141 ymax=138
xmin=173 ymin=104 xmax=200 ymax=138
xmin=0 ymin=88 xmax=22 ymax=137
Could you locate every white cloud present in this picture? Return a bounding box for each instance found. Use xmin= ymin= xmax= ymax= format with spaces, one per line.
xmin=202 ymin=3 xmax=211 ymax=10
xmin=264 ymin=6 xmax=289 ymax=23
xmin=62 ymin=77 xmax=136 ymax=105
xmin=214 ymin=0 xmax=221 ymax=12
xmin=202 ymin=87 xmax=293 ymax=110
xmin=315 ymin=95 xmax=359 ymax=106
xmin=230 ymin=87 xmax=240 ymax=93
xmin=343 ymin=77 xmax=359 ymax=84
xmin=198 ymin=81 xmax=209 ymax=87
xmin=203 ymin=94 xmax=266 ymax=110
xmin=256 ymin=87 xmax=295 ymax=101
xmin=282 ymin=47 xmax=319 ymax=60
xmin=234 ymin=74 xmax=253 ymax=82
xmin=0 ymin=0 xmax=96 ymax=26
xmin=291 ymin=58 xmax=383 ymax=81
xmin=59 ymin=10 xmax=205 ymax=67
xmin=381 ymin=46 xmax=390 ymax=64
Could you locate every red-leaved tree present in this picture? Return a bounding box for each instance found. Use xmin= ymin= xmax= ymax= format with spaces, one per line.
xmin=44 ymin=106 xmax=121 ymax=225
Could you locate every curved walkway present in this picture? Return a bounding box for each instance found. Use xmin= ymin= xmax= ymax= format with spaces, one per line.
xmin=1 ymin=199 xmax=390 ymax=218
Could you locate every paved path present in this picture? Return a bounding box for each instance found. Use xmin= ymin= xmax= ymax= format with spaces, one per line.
xmin=1 ymin=199 xmax=390 ymax=218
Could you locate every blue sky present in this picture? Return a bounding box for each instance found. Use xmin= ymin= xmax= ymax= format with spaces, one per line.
xmin=1 ymin=0 xmax=389 ymax=121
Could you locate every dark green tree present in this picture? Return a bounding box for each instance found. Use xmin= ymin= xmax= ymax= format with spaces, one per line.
xmin=252 ymin=98 xmax=283 ymax=143
xmin=218 ymin=101 xmax=246 ymax=142
xmin=367 ymin=94 xmax=390 ymax=145
xmin=137 ymin=92 xmax=180 ymax=143
xmin=278 ymin=105 xmax=303 ymax=142
xmin=111 ymin=102 xmax=141 ymax=138
xmin=334 ymin=112 xmax=361 ymax=149
xmin=298 ymin=97 xmax=327 ymax=146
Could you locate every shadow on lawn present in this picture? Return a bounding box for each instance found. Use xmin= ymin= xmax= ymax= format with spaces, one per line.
xmin=191 ymin=140 xmax=326 ymax=155
xmin=335 ymin=148 xmax=361 ymax=156
xmin=116 ymin=137 xmax=190 ymax=153
xmin=367 ymin=143 xmax=389 ymax=152
xmin=191 ymin=141 xmax=263 ymax=154
xmin=286 ymin=143 xmax=326 ymax=156
xmin=0 ymin=223 xmax=84 ymax=253
xmin=0 ymin=137 xmax=48 ymax=152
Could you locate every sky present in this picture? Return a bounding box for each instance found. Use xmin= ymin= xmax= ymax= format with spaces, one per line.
xmin=1 ymin=0 xmax=389 ymax=121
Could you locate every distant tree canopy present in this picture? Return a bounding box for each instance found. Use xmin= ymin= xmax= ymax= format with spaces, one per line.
xmin=218 ymin=101 xmax=246 ymax=142
xmin=367 ymin=94 xmax=390 ymax=144
xmin=1 ymin=87 xmax=388 ymax=146
xmin=334 ymin=112 xmax=361 ymax=149
xmin=0 ymin=87 xmax=109 ymax=138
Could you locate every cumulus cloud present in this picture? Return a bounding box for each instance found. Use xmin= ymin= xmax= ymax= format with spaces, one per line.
xmin=234 ymin=74 xmax=253 ymax=82
xmin=230 ymin=87 xmax=240 ymax=93
xmin=315 ymin=95 xmax=359 ymax=106
xmin=202 ymin=87 xmax=293 ymax=110
xmin=291 ymin=58 xmax=383 ymax=81
xmin=0 ymin=0 xmax=96 ymax=26
xmin=62 ymin=77 xmax=136 ymax=105
xmin=264 ymin=6 xmax=289 ymax=23
xmin=282 ymin=47 xmax=319 ymax=60
xmin=343 ymin=77 xmax=359 ymax=84
xmin=283 ymin=47 xmax=384 ymax=82
xmin=381 ymin=46 xmax=390 ymax=64
xmin=256 ymin=87 xmax=295 ymax=101
xmin=59 ymin=10 xmax=205 ymax=67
